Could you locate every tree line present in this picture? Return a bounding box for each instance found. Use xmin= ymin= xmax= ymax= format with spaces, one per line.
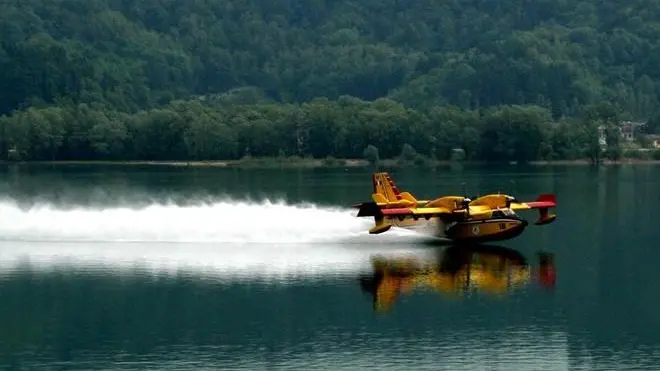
xmin=1 ymin=97 xmax=642 ymax=163
xmin=1 ymin=0 xmax=660 ymax=162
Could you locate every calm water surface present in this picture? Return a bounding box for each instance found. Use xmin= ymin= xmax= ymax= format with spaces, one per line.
xmin=0 ymin=164 xmax=659 ymax=370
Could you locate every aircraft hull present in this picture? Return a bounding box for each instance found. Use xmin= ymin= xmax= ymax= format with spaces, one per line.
xmin=445 ymin=217 xmax=528 ymax=243
xmin=387 ymin=215 xmax=528 ymax=243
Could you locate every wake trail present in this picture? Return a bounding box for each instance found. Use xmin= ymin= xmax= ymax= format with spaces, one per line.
xmin=0 ymin=198 xmax=438 ymax=280
xmin=0 ymin=198 xmax=380 ymax=243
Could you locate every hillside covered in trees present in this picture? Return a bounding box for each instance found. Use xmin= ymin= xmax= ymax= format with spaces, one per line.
xmin=1 ymin=0 xmax=660 ymax=163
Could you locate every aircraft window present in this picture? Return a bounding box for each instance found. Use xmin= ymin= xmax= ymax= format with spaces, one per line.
xmin=492 ymin=210 xmax=505 ymax=218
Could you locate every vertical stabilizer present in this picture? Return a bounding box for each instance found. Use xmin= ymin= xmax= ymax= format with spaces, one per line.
xmin=372 ymin=172 xmax=418 ymax=206
xmin=372 ymin=172 xmax=401 ymax=202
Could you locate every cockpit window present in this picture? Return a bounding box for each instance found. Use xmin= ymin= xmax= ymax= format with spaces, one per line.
xmin=494 ymin=209 xmax=514 ymax=217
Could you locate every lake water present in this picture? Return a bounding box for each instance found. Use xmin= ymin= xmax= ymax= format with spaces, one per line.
xmin=0 ymin=163 xmax=659 ymax=370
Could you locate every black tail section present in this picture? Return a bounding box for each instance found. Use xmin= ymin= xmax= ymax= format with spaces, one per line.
xmin=354 ymin=201 xmax=383 ymax=218
xmin=354 ymin=201 xmax=392 ymax=234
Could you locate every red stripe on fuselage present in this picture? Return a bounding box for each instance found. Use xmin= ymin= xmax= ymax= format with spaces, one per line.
xmin=381 ymin=208 xmax=412 ymax=215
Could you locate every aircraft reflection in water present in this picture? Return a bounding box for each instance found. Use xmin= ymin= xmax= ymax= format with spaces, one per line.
xmin=358 ymin=244 xmax=556 ymax=313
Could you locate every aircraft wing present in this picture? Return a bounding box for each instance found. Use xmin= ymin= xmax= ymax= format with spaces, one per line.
xmin=355 ymin=202 xmax=462 ymax=234
xmin=354 ymin=202 xmax=454 ymax=218
xmin=509 ymin=194 xmax=556 ymax=210
xmin=381 ymin=207 xmax=454 ymax=217
xmin=509 ymin=194 xmax=557 ymax=225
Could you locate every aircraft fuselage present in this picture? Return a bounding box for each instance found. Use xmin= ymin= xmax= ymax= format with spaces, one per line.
xmin=385 ymin=210 xmax=528 ymax=243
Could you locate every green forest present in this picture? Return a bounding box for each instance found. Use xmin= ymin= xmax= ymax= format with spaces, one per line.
xmin=2 ymin=0 xmax=660 ymax=164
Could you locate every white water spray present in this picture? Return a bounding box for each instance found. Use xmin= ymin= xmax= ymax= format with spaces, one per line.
xmin=0 ymin=198 xmax=375 ymax=243
xmin=0 ymin=198 xmax=437 ymax=280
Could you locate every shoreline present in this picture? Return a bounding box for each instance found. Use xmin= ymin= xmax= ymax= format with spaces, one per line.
xmin=2 ymin=157 xmax=660 ymax=168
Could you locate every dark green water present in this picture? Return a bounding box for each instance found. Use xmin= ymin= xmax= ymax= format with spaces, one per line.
xmin=1 ymin=164 xmax=659 ymax=370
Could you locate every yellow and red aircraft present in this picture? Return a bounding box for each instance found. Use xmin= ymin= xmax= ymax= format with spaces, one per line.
xmin=358 ymin=245 xmax=556 ymax=313
xmin=353 ymin=172 xmax=557 ymax=243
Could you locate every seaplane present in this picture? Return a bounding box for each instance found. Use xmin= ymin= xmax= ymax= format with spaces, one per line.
xmin=358 ymin=245 xmax=556 ymax=313
xmin=352 ymin=172 xmax=557 ymax=243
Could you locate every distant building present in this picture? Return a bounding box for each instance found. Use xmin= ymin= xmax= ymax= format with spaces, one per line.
xmin=620 ymin=121 xmax=645 ymax=142
xmin=598 ymin=121 xmax=646 ymax=148
xmin=645 ymin=134 xmax=660 ymax=149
